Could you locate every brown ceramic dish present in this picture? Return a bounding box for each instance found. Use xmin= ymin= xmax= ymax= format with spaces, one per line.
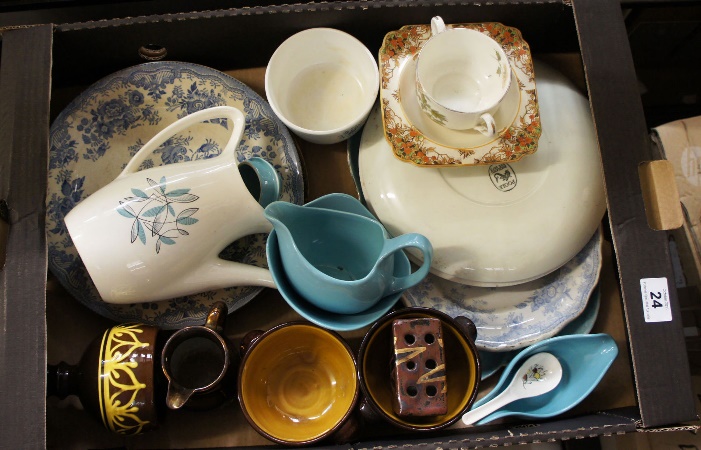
xmin=358 ymin=307 xmax=481 ymax=431
xmin=237 ymin=322 xmax=360 ymax=446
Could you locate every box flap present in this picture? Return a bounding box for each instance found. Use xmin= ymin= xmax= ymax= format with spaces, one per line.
xmin=0 ymin=24 xmax=53 ymax=448
xmin=573 ymin=0 xmax=696 ymax=427
xmin=353 ymin=408 xmax=640 ymax=449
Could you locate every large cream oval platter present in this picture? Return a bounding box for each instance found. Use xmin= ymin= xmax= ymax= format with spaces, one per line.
xmin=359 ymin=60 xmax=606 ymax=287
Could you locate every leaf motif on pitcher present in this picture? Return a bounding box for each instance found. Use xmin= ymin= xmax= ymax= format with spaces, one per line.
xmin=116 ymin=176 xmax=200 ymax=254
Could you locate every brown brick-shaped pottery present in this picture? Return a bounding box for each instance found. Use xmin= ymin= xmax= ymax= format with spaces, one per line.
xmin=390 ymin=317 xmax=447 ymax=416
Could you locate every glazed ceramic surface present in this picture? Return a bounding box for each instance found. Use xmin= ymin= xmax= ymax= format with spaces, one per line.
xmin=97 ymin=324 xmax=159 ymax=434
xmin=360 ymin=60 xmax=606 ymax=287
xmin=266 ymin=193 xmax=406 ymax=330
xmin=267 ymin=228 xmax=407 ymax=331
xmin=47 ymin=61 xmax=303 ymax=327
xmin=380 ymin=22 xmax=540 ymax=166
xmin=404 ymin=227 xmax=603 ymax=351
xmin=265 ymin=201 xmax=431 ymax=314
xmin=358 ymin=308 xmax=480 ymax=431
xmin=478 ymin=286 xmax=601 ymax=379
xmin=48 ymin=323 xmax=160 ymax=435
xmin=415 ymin=18 xmax=512 ymax=134
xmin=266 ymin=27 xmax=379 ymax=144
xmin=64 ymin=107 xmax=278 ymax=304
xmin=238 ymin=323 xmax=358 ymax=445
xmin=161 ymin=302 xmax=234 ymax=410
xmin=462 ymin=352 xmax=563 ymax=425
xmin=469 ymin=333 xmax=618 ymax=424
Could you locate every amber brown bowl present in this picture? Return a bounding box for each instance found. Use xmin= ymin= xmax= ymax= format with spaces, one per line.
xmin=238 ymin=322 xmax=359 ymax=446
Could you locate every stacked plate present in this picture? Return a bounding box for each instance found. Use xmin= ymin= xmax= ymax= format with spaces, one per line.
xmin=351 ymin=23 xmax=606 ymax=375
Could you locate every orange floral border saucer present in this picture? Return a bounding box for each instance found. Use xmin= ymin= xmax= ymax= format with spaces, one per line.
xmin=379 ymin=23 xmax=541 ymax=166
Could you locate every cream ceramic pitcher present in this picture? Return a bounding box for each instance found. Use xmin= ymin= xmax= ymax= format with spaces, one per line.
xmin=64 ymin=106 xmax=278 ymax=304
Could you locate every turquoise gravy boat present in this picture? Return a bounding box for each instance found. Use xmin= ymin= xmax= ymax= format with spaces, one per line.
xmin=469 ymin=333 xmax=618 ymax=424
xmin=264 ymin=200 xmax=433 ymax=315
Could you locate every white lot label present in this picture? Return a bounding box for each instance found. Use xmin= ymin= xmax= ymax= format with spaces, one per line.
xmin=640 ymin=277 xmax=672 ymax=322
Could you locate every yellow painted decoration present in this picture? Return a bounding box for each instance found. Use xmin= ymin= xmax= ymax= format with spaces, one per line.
xmin=394 ymin=345 xmax=426 ymax=366
xmin=97 ymin=324 xmax=151 ymax=435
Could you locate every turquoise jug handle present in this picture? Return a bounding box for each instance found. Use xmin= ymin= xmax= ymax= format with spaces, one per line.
xmin=379 ymin=233 xmax=433 ymax=295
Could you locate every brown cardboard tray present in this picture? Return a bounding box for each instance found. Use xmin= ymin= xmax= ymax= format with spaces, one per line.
xmin=0 ymin=0 xmax=698 ymax=448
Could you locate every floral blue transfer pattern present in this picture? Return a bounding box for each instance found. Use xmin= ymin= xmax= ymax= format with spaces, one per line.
xmin=47 ymin=62 xmax=303 ymax=328
xmin=403 ymin=228 xmax=603 ymax=351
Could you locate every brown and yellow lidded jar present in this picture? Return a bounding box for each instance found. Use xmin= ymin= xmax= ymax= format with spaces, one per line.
xmin=47 ymin=323 xmax=163 ymax=435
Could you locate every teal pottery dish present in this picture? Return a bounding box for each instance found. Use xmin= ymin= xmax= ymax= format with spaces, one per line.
xmin=266 ymin=193 xmax=407 ymax=331
xmin=469 ymin=333 xmax=618 ymax=424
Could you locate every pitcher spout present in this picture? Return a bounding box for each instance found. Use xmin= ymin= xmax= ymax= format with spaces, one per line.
xmin=264 ymin=200 xmax=303 ymax=225
xmin=165 ymin=383 xmax=195 ymax=410
xmin=263 ymin=201 xmax=306 ymax=243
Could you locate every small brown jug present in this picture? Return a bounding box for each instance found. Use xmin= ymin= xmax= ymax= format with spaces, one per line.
xmin=161 ymin=301 xmax=236 ymax=410
xmin=47 ymin=323 xmax=163 ymax=435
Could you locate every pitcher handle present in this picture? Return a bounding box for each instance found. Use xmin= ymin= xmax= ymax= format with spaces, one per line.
xmin=379 ymin=233 xmax=433 ymax=295
xmin=204 ymin=301 xmax=228 ymax=334
xmin=118 ymin=106 xmax=246 ymax=177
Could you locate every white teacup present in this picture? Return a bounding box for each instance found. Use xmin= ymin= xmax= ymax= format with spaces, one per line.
xmin=415 ymin=17 xmax=512 ymax=136
xmin=64 ymin=106 xmax=279 ymax=304
xmin=265 ymin=28 xmax=379 ymax=145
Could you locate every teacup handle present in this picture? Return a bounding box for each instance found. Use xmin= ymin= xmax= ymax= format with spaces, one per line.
xmin=379 ymin=233 xmax=433 ymax=295
xmin=117 ymin=105 xmax=246 ymax=178
xmin=431 ymin=16 xmax=446 ymax=36
xmin=475 ymin=113 xmax=497 ymax=137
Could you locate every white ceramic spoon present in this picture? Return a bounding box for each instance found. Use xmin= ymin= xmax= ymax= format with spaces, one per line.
xmin=462 ymin=352 xmax=563 ymax=425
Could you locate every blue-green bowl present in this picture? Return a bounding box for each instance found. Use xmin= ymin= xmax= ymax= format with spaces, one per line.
xmin=470 ymin=333 xmax=618 ymax=424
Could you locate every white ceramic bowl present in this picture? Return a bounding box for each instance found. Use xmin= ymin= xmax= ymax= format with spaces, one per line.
xmin=265 ymin=28 xmax=379 ymax=145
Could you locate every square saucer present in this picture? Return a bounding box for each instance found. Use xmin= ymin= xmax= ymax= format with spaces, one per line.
xmin=379 ymin=23 xmax=542 ymax=166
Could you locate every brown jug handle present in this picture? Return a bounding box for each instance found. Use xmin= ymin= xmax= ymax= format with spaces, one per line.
xmin=204 ymin=301 xmax=228 ymax=334
xmin=455 ymin=316 xmax=478 ymax=343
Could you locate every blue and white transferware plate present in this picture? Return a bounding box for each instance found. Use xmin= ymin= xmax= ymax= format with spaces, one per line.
xmin=47 ymin=61 xmax=304 ymax=328
xmin=403 ymin=227 xmax=603 ymax=351
xmin=478 ymin=286 xmax=601 ymax=380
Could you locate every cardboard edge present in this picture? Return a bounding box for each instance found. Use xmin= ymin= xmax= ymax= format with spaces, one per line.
xmin=8 ymin=0 xmax=688 ymax=442
xmin=0 ymin=24 xmax=53 ymax=448
xmin=572 ymin=0 xmax=697 ymax=428
xmin=0 ymin=200 xmax=9 ymax=270
xmin=49 ymin=0 xmax=566 ymax=32
xmin=650 ymin=129 xmax=701 ymax=285
xmin=350 ymin=408 xmax=641 ymax=449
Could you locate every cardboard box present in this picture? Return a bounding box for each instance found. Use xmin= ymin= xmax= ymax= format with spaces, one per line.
xmin=0 ymin=0 xmax=698 ymax=448
xmin=652 ymin=117 xmax=701 ymax=287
